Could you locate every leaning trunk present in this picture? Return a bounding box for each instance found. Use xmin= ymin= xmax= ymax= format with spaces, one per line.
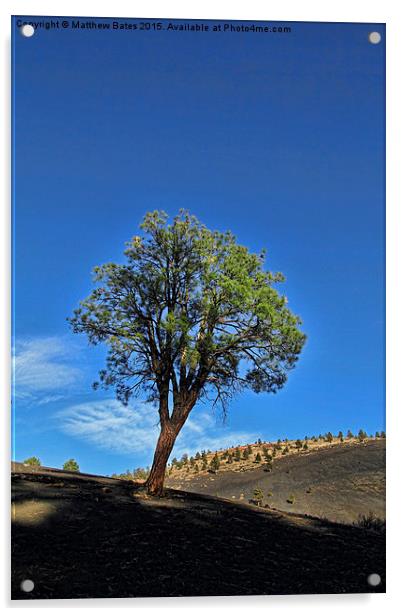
xmin=145 ymin=422 xmax=179 ymax=496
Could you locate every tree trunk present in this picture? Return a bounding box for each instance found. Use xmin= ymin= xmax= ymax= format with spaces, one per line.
xmin=145 ymin=422 xmax=179 ymax=496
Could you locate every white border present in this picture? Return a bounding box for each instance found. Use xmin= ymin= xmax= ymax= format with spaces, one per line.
xmin=2 ymin=0 xmax=401 ymax=613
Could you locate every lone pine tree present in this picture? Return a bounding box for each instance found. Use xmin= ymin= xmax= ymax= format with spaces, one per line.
xmin=69 ymin=211 xmax=305 ymax=495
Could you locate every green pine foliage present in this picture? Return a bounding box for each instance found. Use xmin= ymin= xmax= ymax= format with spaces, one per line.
xmin=210 ymin=453 xmax=220 ymax=472
xmin=63 ymin=459 xmax=80 ymax=472
xmin=253 ymin=487 xmax=264 ymax=505
xmin=23 ymin=456 xmax=41 ymax=467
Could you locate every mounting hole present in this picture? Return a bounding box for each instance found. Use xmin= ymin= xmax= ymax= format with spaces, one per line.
xmin=368 ymin=32 xmax=381 ymax=45
xmin=367 ymin=573 xmax=381 ymax=587
xmin=20 ymin=579 xmax=34 ymax=592
xmin=21 ymin=24 xmax=35 ymax=38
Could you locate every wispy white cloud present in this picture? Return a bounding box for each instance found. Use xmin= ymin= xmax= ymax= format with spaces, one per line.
xmin=58 ymin=399 xmax=159 ymax=455
xmin=13 ymin=337 xmax=82 ymax=405
xmin=14 ymin=336 xmax=257 ymax=459
xmin=57 ymin=398 xmax=257 ymax=461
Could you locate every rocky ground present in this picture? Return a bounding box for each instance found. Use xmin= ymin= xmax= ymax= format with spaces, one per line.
xmin=12 ymin=460 xmax=385 ymax=600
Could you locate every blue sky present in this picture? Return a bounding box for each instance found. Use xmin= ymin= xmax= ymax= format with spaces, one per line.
xmin=12 ymin=17 xmax=385 ymax=475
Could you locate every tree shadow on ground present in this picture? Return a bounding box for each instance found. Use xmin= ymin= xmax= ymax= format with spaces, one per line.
xmin=11 ymin=470 xmax=385 ymax=599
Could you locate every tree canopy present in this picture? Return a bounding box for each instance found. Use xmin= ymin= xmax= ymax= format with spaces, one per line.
xmin=70 ymin=210 xmax=305 ymax=413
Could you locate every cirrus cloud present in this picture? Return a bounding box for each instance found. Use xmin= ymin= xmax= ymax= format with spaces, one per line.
xmin=13 ymin=336 xmax=83 ymax=405
xmin=57 ymin=398 xmax=257 ymax=461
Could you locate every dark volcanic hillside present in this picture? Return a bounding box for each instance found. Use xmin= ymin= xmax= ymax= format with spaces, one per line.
xmin=167 ymin=440 xmax=385 ymax=524
xmin=12 ymin=465 xmax=384 ymax=599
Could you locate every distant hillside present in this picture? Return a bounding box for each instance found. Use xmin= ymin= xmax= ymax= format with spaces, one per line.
xmin=167 ymin=438 xmax=385 ymax=524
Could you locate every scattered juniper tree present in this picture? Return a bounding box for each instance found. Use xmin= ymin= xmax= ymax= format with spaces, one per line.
xmin=255 ymin=452 xmax=262 ymax=463
xmin=23 ymin=456 xmax=41 ymax=467
xmin=69 ymin=211 xmax=305 ymax=495
xmin=253 ymin=487 xmax=264 ymax=506
xmin=295 ymin=439 xmax=303 ymax=450
xmin=132 ymin=467 xmax=148 ymax=480
xmin=347 ymin=429 xmax=354 ymax=439
xmin=326 ymin=432 xmax=333 ymax=443
xmin=63 ymin=458 xmax=80 ymax=472
xmin=358 ymin=429 xmax=367 ymax=442
xmin=303 ymin=441 xmax=308 ymax=450
xmin=210 ymin=453 xmax=220 ymax=473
